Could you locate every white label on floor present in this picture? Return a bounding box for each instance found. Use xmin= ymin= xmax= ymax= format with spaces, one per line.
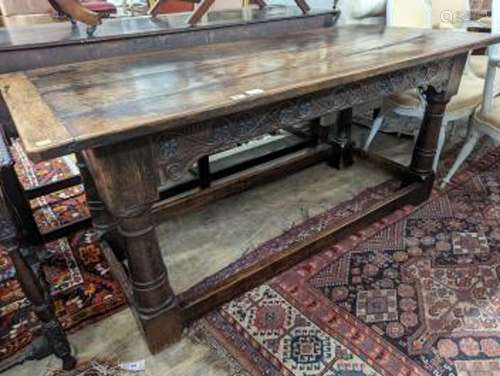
xmin=119 ymin=359 xmax=146 ymax=372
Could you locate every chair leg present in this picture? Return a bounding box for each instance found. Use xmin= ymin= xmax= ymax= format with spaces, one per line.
xmin=363 ymin=108 xmax=389 ymax=151
xmin=440 ymin=129 xmax=481 ymax=188
xmin=432 ymin=120 xmax=447 ymax=172
xmin=7 ymin=242 xmax=76 ymax=370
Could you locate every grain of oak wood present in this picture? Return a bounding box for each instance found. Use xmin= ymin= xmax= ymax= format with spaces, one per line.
xmin=1 ymin=25 xmax=500 ymax=162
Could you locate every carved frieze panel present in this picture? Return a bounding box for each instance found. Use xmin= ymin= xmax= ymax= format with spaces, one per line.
xmin=157 ymin=57 xmax=454 ymax=183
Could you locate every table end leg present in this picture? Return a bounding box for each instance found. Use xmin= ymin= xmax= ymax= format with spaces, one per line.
xmin=329 ymin=108 xmax=354 ymax=169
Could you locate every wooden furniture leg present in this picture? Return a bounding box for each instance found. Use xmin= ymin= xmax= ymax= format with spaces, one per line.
xmin=0 ymin=185 xmax=75 ymax=370
xmin=329 ymin=108 xmax=354 ymax=169
xmin=311 ymin=117 xmax=331 ymax=146
xmin=188 ymin=0 xmax=216 ymax=26
xmin=197 ymin=156 xmax=211 ymax=189
xmin=75 ymin=152 xmax=126 ymax=261
xmin=402 ymin=55 xmax=466 ymax=196
xmin=83 ymin=137 xmax=181 ymax=354
xmin=295 ymin=0 xmax=311 ymax=14
xmin=402 ymin=86 xmax=451 ymax=201
xmin=9 ymin=243 xmax=76 ymax=370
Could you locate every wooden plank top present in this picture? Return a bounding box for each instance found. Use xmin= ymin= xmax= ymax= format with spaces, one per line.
xmin=2 ymin=25 xmax=500 ymax=161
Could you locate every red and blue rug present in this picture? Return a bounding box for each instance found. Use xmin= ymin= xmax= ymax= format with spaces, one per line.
xmin=4 ymin=135 xmax=499 ymax=375
xmin=191 ymin=145 xmax=500 ymax=375
xmin=0 ymin=142 xmax=126 ymax=363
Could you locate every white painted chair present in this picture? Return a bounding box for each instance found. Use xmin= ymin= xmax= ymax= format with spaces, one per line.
xmin=441 ymin=0 xmax=500 ymax=187
xmin=349 ymin=0 xmax=386 ymax=21
xmin=336 ymin=0 xmax=387 ymax=25
xmin=363 ymin=0 xmax=489 ymax=172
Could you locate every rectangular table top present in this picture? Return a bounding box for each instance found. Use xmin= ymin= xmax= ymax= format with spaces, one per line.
xmin=1 ymin=25 xmax=499 ymax=161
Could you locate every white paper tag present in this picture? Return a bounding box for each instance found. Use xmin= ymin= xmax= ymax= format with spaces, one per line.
xmin=230 ymin=94 xmax=247 ymax=101
xmin=119 ymin=359 xmax=146 ymax=372
xmin=245 ymin=89 xmax=265 ymax=96
xmin=35 ymin=139 xmax=52 ymax=147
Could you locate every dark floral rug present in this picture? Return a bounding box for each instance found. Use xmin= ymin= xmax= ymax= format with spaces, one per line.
xmin=192 ymin=145 xmax=500 ymax=375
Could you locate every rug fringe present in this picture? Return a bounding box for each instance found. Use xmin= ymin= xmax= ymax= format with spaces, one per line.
xmin=188 ymin=320 xmax=252 ymax=376
xmin=44 ymin=358 xmax=124 ymax=376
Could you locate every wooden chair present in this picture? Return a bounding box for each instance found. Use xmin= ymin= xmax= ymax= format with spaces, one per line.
xmin=442 ymin=0 xmax=500 ymax=187
xmin=363 ymin=0 xmax=491 ymax=172
xmin=0 ymin=114 xmax=90 ymax=245
xmin=150 ymin=0 xmax=310 ymax=26
xmin=0 ymin=136 xmax=76 ymax=371
xmin=48 ymin=0 xmax=101 ymax=35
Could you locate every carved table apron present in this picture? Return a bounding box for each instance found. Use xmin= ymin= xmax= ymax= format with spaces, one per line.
xmin=157 ymin=58 xmax=454 ymax=183
xmin=1 ymin=25 xmax=498 ymax=354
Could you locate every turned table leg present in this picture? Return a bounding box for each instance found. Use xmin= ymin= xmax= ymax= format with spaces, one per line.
xmin=402 ymin=86 xmax=451 ymax=201
xmin=329 ymin=108 xmax=354 ymax=169
xmin=75 ymin=152 xmax=126 ymax=261
xmin=402 ymin=54 xmax=467 ymax=202
xmin=310 ymin=116 xmax=331 ymax=146
xmin=5 ymin=237 xmax=76 ymax=370
xmin=197 ymin=155 xmax=211 ymax=189
xmin=83 ymin=137 xmax=181 ymax=354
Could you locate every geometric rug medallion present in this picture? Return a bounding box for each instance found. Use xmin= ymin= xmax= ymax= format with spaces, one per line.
xmin=193 ymin=146 xmax=500 ymax=375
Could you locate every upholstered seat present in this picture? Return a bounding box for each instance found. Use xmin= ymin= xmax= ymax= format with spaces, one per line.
xmin=476 ymin=98 xmax=500 ymax=130
xmin=470 ymin=55 xmax=490 ymax=78
xmin=478 ymin=16 xmax=492 ymax=27
xmin=387 ymin=74 xmax=492 ymax=112
xmin=469 ymin=54 xmax=500 ymax=80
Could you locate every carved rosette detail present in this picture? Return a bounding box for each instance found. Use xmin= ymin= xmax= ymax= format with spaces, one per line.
xmin=157 ymin=58 xmax=454 ymax=183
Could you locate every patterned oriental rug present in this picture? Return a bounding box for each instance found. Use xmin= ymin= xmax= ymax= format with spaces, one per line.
xmin=10 ymin=140 xmax=89 ymax=234
xmin=192 ymin=146 xmax=500 ymax=376
xmin=0 ymin=142 xmax=126 ymax=363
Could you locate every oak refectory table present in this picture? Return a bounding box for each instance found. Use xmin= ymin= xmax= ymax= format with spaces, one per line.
xmin=1 ymin=25 xmax=499 ymax=354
